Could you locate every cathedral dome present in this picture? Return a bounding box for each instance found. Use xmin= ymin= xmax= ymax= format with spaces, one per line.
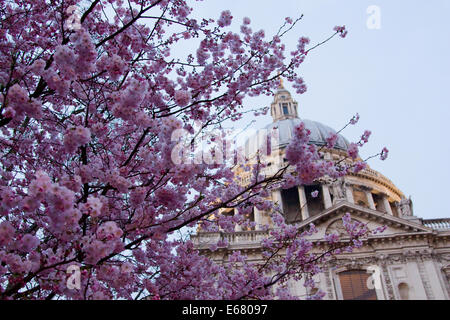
xmin=244 ymin=118 xmax=349 ymax=156
xmin=265 ymin=117 xmax=349 ymax=150
xmin=244 ymin=81 xmax=349 ymax=156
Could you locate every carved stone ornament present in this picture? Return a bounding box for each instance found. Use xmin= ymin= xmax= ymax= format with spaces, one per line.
xmin=325 ymin=218 xmax=361 ymax=238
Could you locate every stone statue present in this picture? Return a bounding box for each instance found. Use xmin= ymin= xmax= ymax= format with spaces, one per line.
xmin=331 ymin=178 xmax=347 ymax=203
xmin=398 ymin=197 xmax=413 ymax=217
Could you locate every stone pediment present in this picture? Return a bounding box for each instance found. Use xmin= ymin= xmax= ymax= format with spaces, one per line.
xmin=295 ymin=201 xmax=433 ymax=240
xmin=192 ymin=201 xmax=437 ymax=252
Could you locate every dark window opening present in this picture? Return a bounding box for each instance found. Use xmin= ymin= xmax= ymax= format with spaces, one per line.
xmin=222 ymin=208 xmax=235 ymax=216
xmin=305 ymin=184 xmax=325 ymax=217
xmin=353 ymin=189 xmax=369 ymax=208
xmin=282 ymin=103 xmax=289 ymax=115
xmin=372 ymin=193 xmax=385 ymax=212
xmin=339 ymin=270 xmax=377 ymax=300
xmin=281 ymin=187 xmax=302 ymax=223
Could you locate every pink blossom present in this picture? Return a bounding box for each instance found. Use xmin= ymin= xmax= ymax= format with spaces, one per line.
xmin=7 ymin=84 xmax=43 ymax=119
xmin=8 ymin=84 xmax=29 ymax=107
xmin=84 ymin=240 xmax=114 ymax=264
xmin=0 ymin=221 xmax=15 ymax=246
xmin=353 ymin=161 xmax=367 ymax=173
xmin=174 ymin=90 xmax=191 ymax=107
xmin=64 ymin=126 xmax=91 ymax=153
xmin=360 ymin=130 xmax=371 ymax=144
xmin=218 ymin=10 xmax=232 ymax=27
xmin=347 ymin=142 xmax=359 ymax=159
xmin=31 ymin=59 xmax=46 ymax=74
xmin=120 ymin=261 xmax=134 ymax=274
xmin=350 ymin=113 xmax=360 ymax=125
xmin=18 ymin=234 xmax=40 ymax=252
xmin=97 ymin=221 xmax=123 ymax=240
xmin=106 ymin=54 xmax=127 ymax=81
xmin=3 ymin=107 xmax=15 ymax=118
xmin=325 ymin=233 xmax=339 ymax=243
xmin=326 ymin=132 xmax=338 ymax=148
xmin=333 ymin=25 xmax=348 ymax=38
xmin=86 ymin=197 xmax=103 ymax=217
xmin=107 ymin=170 xmax=130 ymax=193
xmin=54 ymin=45 xmax=77 ymax=80
xmin=380 ymin=147 xmax=389 ymax=160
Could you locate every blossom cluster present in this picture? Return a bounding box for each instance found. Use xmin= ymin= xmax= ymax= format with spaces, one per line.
xmin=380 ymin=147 xmax=389 ymax=160
xmin=333 ymin=25 xmax=348 ymax=38
xmin=0 ymin=0 xmax=384 ymax=301
xmin=5 ymin=84 xmax=42 ymax=120
xmin=64 ymin=126 xmax=92 ymax=153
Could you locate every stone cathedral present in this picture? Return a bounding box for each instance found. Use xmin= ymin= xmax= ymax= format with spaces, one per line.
xmin=192 ymin=83 xmax=450 ymax=300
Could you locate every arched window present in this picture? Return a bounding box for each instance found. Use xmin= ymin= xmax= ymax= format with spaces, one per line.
xmin=398 ymin=282 xmax=409 ymax=300
xmin=338 ymin=270 xmax=377 ymax=300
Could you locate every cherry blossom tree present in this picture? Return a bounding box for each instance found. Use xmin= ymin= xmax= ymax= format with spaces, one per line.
xmin=0 ymin=0 xmax=387 ymax=300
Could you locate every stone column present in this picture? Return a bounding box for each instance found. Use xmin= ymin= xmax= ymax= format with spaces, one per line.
xmin=298 ymin=186 xmax=309 ymax=220
xmin=234 ymin=208 xmax=242 ymax=231
xmin=272 ymin=190 xmax=283 ymax=213
xmin=322 ymin=184 xmax=333 ymax=209
xmin=364 ymin=189 xmax=376 ymax=210
xmin=345 ymin=184 xmax=355 ymax=204
xmin=254 ymin=207 xmax=262 ymax=230
xmin=382 ymin=195 xmax=393 ymax=215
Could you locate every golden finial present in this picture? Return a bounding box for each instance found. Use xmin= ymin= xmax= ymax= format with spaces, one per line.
xmin=277 ymin=73 xmax=284 ymax=89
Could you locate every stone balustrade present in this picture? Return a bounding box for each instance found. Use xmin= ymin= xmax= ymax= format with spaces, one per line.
xmin=192 ymin=230 xmax=270 ymax=248
xmin=422 ymin=218 xmax=450 ymax=230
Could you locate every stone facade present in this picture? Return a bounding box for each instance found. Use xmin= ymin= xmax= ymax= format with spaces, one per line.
xmin=192 ymin=84 xmax=450 ymax=300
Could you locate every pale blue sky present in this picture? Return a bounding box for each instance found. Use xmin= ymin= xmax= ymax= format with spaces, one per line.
xmin=186 ymin=0 xmax=450 ymax=219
